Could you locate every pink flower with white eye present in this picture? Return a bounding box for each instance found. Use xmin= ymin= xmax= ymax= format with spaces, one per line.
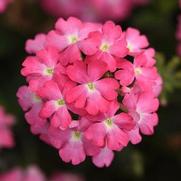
xmin=115 ymin=53 xmax=158 ymax=91
xmin=38 ymin=80 xmax=72 ymax=130
xmin=21 ymin=47 xmax=61 ymax=91
xmin=47 ymin=17 xmax=101 ymax=64
xmin=92 ymin=145 xmax=114 ymax=168
xmin=125 ymin=27 xmax=149 ymax=55
xmin=123 ymin=92 xmax=159 ymax=144
xmin=80 ymin=21 xmax=128 ymax=71
xmin=0 ymin=0 xmax=13 ymax=13
xmin=120 ymin=73 xmax=162 ymax=97
xmin=66 ymin=60 xmax=119 ymax=115
xmin=84 ymin=101 xmax=134 ymax=150
xmin=0 ymin=106 xmax=15 ymax=148
xmin=48 ymin=120 xmax=100 ymax=165
xmin=16 ymin=86 xmax=49 ymax=143
xmin=25 ymin=34 xmax=46 ymax=54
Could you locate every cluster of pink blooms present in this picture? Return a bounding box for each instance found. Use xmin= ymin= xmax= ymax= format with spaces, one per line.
xmin=41 ymin=0 xmax=149 ymax=21
xmin=176 ymin=0 xmax=181 ymax=56
xmin=17 ymin=17 xmax=162 ymax=167
xmin=0 ymin=165 xmax=83 ymax=181
xmin=0 ymin=106 xmax=15 ymax=148
xmin=0 ymin=0 xmax=13 ymax=13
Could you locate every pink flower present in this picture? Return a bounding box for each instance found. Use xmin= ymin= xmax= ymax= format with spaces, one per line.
xmin=0 ymin=168 xmax=22 ymax=181
xmin=0 ymin=0 xmax=13 ymax=13
xmin=92 ymin=146 xmax=114 ymax=168
xmin=16 ymin=86 xmax=49 ymax=143
xmin=0 ymin=166 xmax=86 ymax=181
xmin=152 ymin=74 xmax=163 ymax=97
xmin=84 ymin=102 xmax=134 ymax=150
xmin=66 ymin=60 xmax=119 ymax=115
xmin=115 ymin=53 xmax=159 ymax=92
xmin=49 ymin=120 xmax=100 ymax=165
xmin=0 ymin=166 xmax=46 ymax=181
xmin=47 ymin=17 xmax=101 ymax=64
xmin=25 ymin=34 xmax=46 ymax=54
xmin=23 ymin=166 xmax=46 ymax=181
xmin=125 ymin=28 xmax=149 ymax=55
xmin=21 ymin=47 xmax=61 ymax=90
xmin=120 ymin=73 xmax=162 ymax=98
xmin=40 ymin=0 xmax=149 ymax=21
xmin=0 ymin=106 xmax=15 ymax=148
xmin=81 ymin=21 xmax=128 ymax=71
xmin=123 ymin=92 xmax=159 ymax=144
xmin=38 ymin=80 xmax=72 ymax=129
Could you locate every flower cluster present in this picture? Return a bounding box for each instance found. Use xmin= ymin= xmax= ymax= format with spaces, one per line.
xmin=41 ymin=0 xmax=149 ymax=21
xmin=0 ymin=106 xmax=15 ymax=148
xmin=17 ymin=17 xmax=162 ymax=167
xmin=0 ymin=0 xmax=12 ymax=13
xmin=0 ymin=165 xmax=83 ymax=181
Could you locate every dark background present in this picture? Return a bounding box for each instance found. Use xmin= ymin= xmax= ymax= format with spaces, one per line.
xmin=0 ymin=0 xmax=181 ymax=180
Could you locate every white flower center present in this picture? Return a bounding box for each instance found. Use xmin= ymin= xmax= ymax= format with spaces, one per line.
xmin=86 ymin=82 xmax=96 ymax=93
xmin=67 ymin=35 xmax=79 ymax=44
xmin=134 ymin=67 xmax=142 ymax=76
xmin=71 ymin=131 xmax=81 ymax=141
xmin=33 ymin=94 xmax=41 ymax=103
xmin=104 ymin=118 xmax=114 ymax=129
xmin=127 ymin=42 xmax=133 ymax=52
xmin=44 ymin=67 xmax=54 ymax=76
xmin=56 ymin=99 xmax=65 ymax=107
xmin=100 ymin=42 xmax=110 ymax=52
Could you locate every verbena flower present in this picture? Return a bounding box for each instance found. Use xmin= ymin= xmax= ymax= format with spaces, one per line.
xmin=40 ymin=0 xmax=149 ymax=21
xmin=0 ymin=106 xmax=15 ymax=148
xmin=17 ymin=17 xmax=162 ymax=167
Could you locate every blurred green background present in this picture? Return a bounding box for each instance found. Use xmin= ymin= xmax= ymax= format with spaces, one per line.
xmin=0 ymin=0 xmax=181 ymax=180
